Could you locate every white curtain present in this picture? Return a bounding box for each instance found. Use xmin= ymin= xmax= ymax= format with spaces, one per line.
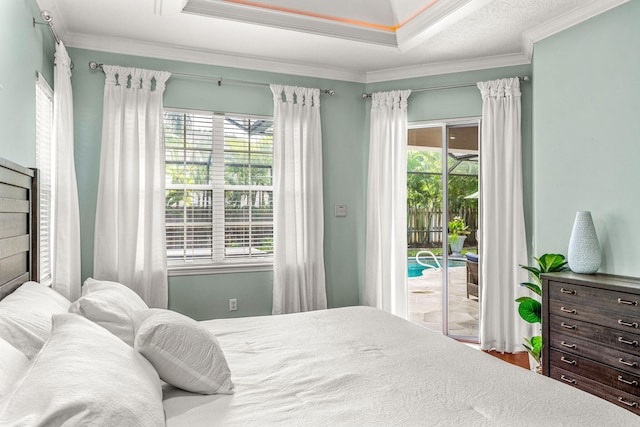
xmin=270 ymin=85 xmax=327 ymax=314
xmin=94 ymin=66 xmax=171 ymax=308
xmin=477 ymin=78 xmax=529 ymax=352
xmin=52 ymin=42 xmax=81 ymax=301
xmin=365 ymin=90 xmax=411 ymax=318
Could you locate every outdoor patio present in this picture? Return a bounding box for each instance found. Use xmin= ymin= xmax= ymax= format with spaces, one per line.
xmin=408 ymin=266 xmax=479 ymax=338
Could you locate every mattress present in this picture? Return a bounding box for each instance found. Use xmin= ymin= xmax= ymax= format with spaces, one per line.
xmin=163 ymin=306 xmax=639 ymax=426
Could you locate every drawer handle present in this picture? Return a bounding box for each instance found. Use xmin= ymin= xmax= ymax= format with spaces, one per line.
xmin=618 ymin=397 xmax=639 ymax=408
xmin=560 ymin=341 xmax=577 ymax=349
xmin=618 ymin=319 xmax=639 ymax=329
xmin=561 ymin=322 xmax=576 ymax=330
xmin=560 ymin=288 xmax=576 ymax=295
xmin=618 ymin=336 xmax=639 ymax=346
xmin=560 ymin=306 xmax=577 ymax=314
xmin=618 ymin=298 xmax=638 ymax=306
xmin=619 ymin=358 xmax=639 ymax=368
xmin=618 ymin=375 xmax=639 ymax=386
xmin=561 ymin=356 xmax=577 ymax=365
xmin=560 ymin=375 xmax=576 ymax=384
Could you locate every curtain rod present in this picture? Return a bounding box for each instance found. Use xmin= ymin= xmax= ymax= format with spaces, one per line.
xmin=33 ymin=10 xmax=60 ymax=44
xmin=87 ymin=61 xmax=336 ymax=96
xmin=360 ymin=75 xmax=530 ymax=99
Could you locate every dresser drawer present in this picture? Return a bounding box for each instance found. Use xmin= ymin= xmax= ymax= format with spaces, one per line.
xmin=550 ymin=349 xmax=640 ymax=396
xmin=550 ymin=332 xmax=640 ymax=376
xmin=550 ymin=314 xmax=640 ymax=357
xmin=548 ymin=280 xmax=640 ymax=319
xmin=548 ymin=295 xmax=640 ymax=333
xmin=550 ymin=366 xmax=640 ymax=415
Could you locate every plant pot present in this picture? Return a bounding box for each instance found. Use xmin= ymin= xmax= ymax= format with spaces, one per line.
xmin=448 ymin=235 xmax=466 ymax=257
xmin=528 ymin=353 xmax=542 ymax=374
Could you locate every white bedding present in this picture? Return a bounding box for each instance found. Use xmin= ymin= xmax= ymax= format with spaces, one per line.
xmin=163 ymin=306 xmax=639 ymax=426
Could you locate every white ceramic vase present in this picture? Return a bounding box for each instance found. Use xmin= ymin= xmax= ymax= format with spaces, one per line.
xmin=567 ymin=211 xmax=601 ymax=274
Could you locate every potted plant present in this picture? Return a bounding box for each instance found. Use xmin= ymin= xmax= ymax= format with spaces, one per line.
xmin=448 ymin=216 xmax=470 ymax=257
xmin=516 ymin=253 xmax=568 ymax=372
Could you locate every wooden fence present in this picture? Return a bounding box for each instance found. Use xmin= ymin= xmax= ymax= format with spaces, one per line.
xmin=407 ymin=207 xmax=478 ymax=247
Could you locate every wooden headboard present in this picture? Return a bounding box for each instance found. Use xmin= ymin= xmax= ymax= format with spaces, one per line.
xmin=0 ymin=157 xmax=39 ymax=299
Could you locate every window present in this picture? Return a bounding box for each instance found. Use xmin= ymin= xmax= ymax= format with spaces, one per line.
xmin=35 ymin=73 xmax=54 ymax=286
xmin=164 ymin=109 xmax=274 ymax=274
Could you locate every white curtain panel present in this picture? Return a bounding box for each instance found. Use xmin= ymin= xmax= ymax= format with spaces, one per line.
xmin=270 ymin=85 xmax=327 ymax=314
xmin=477 ymin=78 xmax=530 ymax=352
xmin=52 ymin=42 xmax=81 ymax=301
xmin=94 ymin=66 xmax=171 ymax=309
xmin=365 ymin=90 xmax=411 ymax=318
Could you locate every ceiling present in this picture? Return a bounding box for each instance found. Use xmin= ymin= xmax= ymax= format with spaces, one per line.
xmin=34 ymin=0 xmax=628 ymax=83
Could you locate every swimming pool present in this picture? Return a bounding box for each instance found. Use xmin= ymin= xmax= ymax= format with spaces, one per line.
xmin=407 ymin=257 xmax=466 ymax=277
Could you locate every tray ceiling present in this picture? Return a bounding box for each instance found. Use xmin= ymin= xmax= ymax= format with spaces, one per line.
xmin=35 ymin=0 xmax=629 ymax=82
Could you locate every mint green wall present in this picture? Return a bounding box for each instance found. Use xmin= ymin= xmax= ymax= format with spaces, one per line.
xmin=69 ymin=48 xmax=366 ymax=319
xmin=532 ymin=1 xmax=640 ymax=276
xmin=11 ymin=0 xmax=629 ymax=318
xmin=0 ymin=0 xmax=55 ymax=166
xmin=362 ymin=65 xmax=534 ymax=298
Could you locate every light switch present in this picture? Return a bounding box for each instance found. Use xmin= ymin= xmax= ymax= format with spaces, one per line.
xmin=335 ymin=204 xmax=348 ymax=217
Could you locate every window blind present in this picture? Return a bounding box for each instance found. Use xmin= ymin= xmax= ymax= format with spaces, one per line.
xmin=164 ymin=109 xmax=274 ymax=266
xmin=35 ymin=74 xmax=54 ymax=286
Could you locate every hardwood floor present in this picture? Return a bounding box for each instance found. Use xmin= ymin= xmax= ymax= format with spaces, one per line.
xmin=483 ymin=350 xmax=530 ymax=370
xmin=462 ymin=342 xmax=531 ymax=370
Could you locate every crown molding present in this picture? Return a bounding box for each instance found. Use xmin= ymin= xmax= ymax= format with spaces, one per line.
xmin=522 ymin=0 xmax=630 ymax=59
xmin=381 ymin=0 xmax=630 ymax=82
xmin=64 ymin=33 xmax=368 ymax=83
xmin=396 ymin=0 xmax=493 ymax=52
xmin=531 ymin=0 xmax=630 ymax=43
xmin=364 ymin=53 xmax=532 ymax=83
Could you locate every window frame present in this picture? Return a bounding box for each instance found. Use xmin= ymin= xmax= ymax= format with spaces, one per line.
xmin=35 ymin=73 xmax=55 ymax=286
xmin=164 ymin=107 xmax=274 ymax=276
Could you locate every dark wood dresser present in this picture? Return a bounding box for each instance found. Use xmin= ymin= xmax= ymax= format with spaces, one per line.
xmin=542 ymin=272 xmax=640 ymax=415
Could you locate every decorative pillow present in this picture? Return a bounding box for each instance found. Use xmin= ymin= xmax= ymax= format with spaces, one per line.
xmin=0 ymin=314 xmax=164 ymax=427
xmin=0 ymin=282 xmax=71 ymax=359
xmin=69 ymin=278 xmax=148 ymax=345
xmin=133 ymin=308 xmax=234 ymax=395
xmin=0 ymin=338 xmax=28 ymax=398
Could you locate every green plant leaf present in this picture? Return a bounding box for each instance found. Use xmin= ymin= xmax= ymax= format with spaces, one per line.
xmin=524 ymin=335 xmax=542 ymax=363
xmin=520 ymin=265 xmax=541 ymax=276
xmin=519 ymin=282 xmax=542 ymax=296
xmin=526 ymin=335 xmax=542 ymax=349
xmin=536 ymin=254 xmax=569 ymax=273
xmin=520 ymin=266 xmax=542 ymax=285
xmin=516 ymin=298 xmax=541 ymax=323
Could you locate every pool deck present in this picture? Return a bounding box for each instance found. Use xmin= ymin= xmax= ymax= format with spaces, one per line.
xmin=408 ymin=266 xmax=479 ymax=338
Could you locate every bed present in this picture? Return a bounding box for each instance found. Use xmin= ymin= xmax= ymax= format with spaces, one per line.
xmin=0 ymin=157 xmax=38 ymax=299
xmin=0 ymin=157 xmax=639 ymax=426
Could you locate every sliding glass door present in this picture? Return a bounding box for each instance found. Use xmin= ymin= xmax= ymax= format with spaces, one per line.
xmin=407 ymin=120 xmax=480 ymax=341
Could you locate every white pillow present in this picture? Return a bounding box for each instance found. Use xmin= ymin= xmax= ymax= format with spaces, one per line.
xmin=0 ymin=282 xmax=71 ymax=359
xmin=69 ymin=278 xmax=148 ymax=345
xmin=81 ymin=277 xmax=146 ymax=299
xmin=133 ymin=308 xmax=234 ymax=395
xmin=0 ymin=338 xmax=28 ymax=398
xmin=0 ymin=314 xmax=164 ymax=427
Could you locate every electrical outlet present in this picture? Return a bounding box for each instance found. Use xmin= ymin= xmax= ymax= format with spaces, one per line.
xmin=335 ymin=204 xmax=348 ymax=217
xmin=229 ymin=298 xmax=237 ymax=311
